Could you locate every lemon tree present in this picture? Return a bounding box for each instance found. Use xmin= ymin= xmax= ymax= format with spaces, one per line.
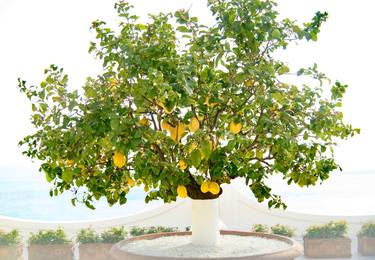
xmin=19 ymin=0 xmax=358 ymax=210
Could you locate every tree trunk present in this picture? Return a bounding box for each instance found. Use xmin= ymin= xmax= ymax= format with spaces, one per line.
xmin=191 ymin=199 xmax=220 ymax=246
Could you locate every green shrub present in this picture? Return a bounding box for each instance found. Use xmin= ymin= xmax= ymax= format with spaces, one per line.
xmin=0 ymin=230 xmax=21 ymax=245
xmin=358 ymin=222 xmax=375 ymax=237
xmin=76 ymin=227 xmax=126 ymax=244
xmin=76 ymin=228 xmax=101 ymax=244
xmin=129 ymin=227 xmax=146 ymax=237
xmin=251 ymin=224 xmax=269 ymax=233
xmin=305 ymin=221 xmax=348 ymax=239
xmin=100 ymin=227 xmax=126 ymax=243
xmin=271 ymin=224 xmax=295 ymax=237
xmin=130 ymin=226 xmax=178 ymax=237
xmin=28 ymin=228 xmax=70 ymax=245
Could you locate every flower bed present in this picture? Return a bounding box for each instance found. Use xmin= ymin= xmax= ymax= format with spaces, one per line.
xmin=77 ymin=226 xmax=126 ymax=260
xmin=357 ymin=222 xmax=375 ymax=256
xmin=28 ymin=228 xmax=73 ymax=260
xmin=0 ymin=229 xmax=22 ymax=260
xmin=303 ymin=221 xmax=351 ymax=258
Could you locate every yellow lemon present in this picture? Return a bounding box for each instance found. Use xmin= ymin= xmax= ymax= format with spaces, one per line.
xmin=177 ymin=185 xmax=188 ymax=198
xmin=113 ymin=151 xmax=126 ymax=168
xmin=188 ymin=117 xmax=200 ymax=133
xmin=229 ymin=121 xmax=242 ymax=134
xmin=200 ymin=181 xmax=210 ymax=193
xmin=244 ymin=79 xmax=254 ymax=87
xmin=109 ymin=79 xmax=118 ymax=90
xmin=169 ymin=123 xmax=185 ymax=142
xmin=168 ymin=126 xmax=176 ymax=140
xmin=79 ymin=165 xmax=85 ymax=174
xmin=139 ymin=117 xmax=149 ymax=126
xmin=208 ymin=181 xmax=220 ymax=195
xmin=161 ymin=120 xmax=171 ymax=131
xmin=178 ymin=160 xmax=187 ymax=170
xmin=127 ymin=178 xmax=135 ymax=187
xmin=177 ymin=122 xmax=185 ymax=135
xmin=66 ymin=160 xmax=75 ymax=167
xmin=188 ymin=143 xmax=197 ymax=154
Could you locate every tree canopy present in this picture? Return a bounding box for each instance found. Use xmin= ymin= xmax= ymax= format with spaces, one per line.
xmin=18 ymin=0 xmax=359 ymax=210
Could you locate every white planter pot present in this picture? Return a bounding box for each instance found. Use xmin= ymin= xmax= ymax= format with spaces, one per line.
xmin=191 ymin=199 xmax=219 ymax=246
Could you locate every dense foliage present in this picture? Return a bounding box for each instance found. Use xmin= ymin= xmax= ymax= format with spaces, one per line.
xmin=271 ymin=224 xmax=295 ymax=237
xmin=19 ymin=0 xmax=358 ymax=209
xmin=129 ymin=226 xmax=178 ymax=237
xmin=76 ymin=228 xmax=101 ymax=244
xmin=0 ymin=230 xmax=21 ymax=246
xmin=305 ymin=221 xmax=348 ymax=239
xmin=358 ymin=222 xmax=375 ymax=238
xmin=100 ymin=227 xmax=127 ymax=243
xmin=28 ymin=228 xmax=70 ymax=245
xmin=251 ymin=224 xmax=269 ymax=233
xmin=77 ymin=226 xmax=126 ymax=244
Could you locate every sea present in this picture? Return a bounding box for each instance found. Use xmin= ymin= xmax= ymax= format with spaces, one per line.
xmin=0 ymin=165 xmax=374 ymax=221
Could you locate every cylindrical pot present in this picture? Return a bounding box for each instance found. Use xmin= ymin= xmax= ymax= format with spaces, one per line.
xmin=110 ymin=230 xmax=302 ymax=260
xmin=192 ymin=199 xmax=219 ymax=246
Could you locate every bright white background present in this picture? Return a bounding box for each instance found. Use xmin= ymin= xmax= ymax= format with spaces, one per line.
xmin=0 ymin=0 xmax=374 ymax=216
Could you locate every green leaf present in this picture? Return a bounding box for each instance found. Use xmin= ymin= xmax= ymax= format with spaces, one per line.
xmin=271 ymin=29 xmax=281 ymax=39
xmin=256 ymin=150 xmax=263 ymax=159
xmin=200 ymin=140 xmax=212 ymax=160
xmin=85 ymin=201 xmax=95 ymax=210
xmin=278 ymin=65 xmax=290 ymax=75
xmin=227 ymin=140 xmax=236 ymax=151
xmin=271 ymin=92 xmax=283 ymax=102
xmin=45 ymin=173 xmax=53 ymax=183
xmin=190 ymin=149 xmax=202 ymax=167
xmin=176 ymin=26 xmax=190 ymax=33
xmin=62 ymin=170 xmax=73 ymax=183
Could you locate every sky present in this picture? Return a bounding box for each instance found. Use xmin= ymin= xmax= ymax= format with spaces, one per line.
xmin=0 ymin=0 xmax=374 ymax=173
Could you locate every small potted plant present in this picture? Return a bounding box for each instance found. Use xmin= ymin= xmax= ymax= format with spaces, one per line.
xmin=357 ymin=222 xmax=375 ymax=256
xmin=0 ymin=229 xmax=22 ymax=260
xmin=251 ymin=224 xmax=270 ymax=233
xmin=304 ymin=221 xmax=351 ymax=258
xmin=77 ymin=226 xmax=126 ymax=260
xmin=28 ymin=228 xmax=73 ymax=260
xmin=271 ymin=224 xmax=295 ymax=237
xmin=129 ymin=226 xmax=178 ymax=237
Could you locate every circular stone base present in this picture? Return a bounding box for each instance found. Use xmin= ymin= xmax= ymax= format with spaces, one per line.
xmin=110 ymin=230 xmax=302 ymax=260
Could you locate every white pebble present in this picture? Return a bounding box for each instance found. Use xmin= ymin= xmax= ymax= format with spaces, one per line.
xmin=121 ymin=235 xmax=290 ymax=258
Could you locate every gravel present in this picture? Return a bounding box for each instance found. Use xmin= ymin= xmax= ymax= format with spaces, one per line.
xmin=121 ymin=235 xmax=290 ymax=258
